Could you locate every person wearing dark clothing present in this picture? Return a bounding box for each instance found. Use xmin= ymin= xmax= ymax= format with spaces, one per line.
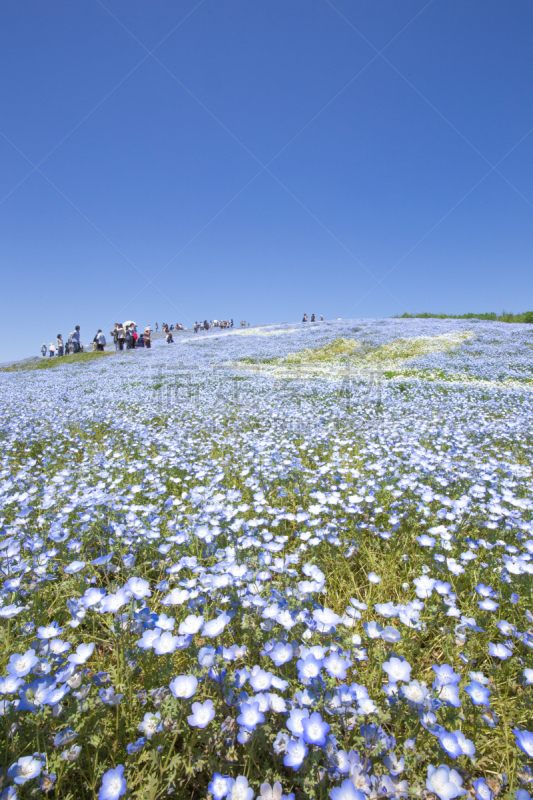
xmin=166 ymin=331 xmax=174 ymax=343
xmin=72 ymin=326 xmax=81 ymax=353
xmin=110 ymin=324 xmax=120 ymax=350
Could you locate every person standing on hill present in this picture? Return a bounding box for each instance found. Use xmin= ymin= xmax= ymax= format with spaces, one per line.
xmin=41 ymin=343 xmax=47 ymax=357
xmin=110 ymin=324 xmax=119 ymax=350
xmin=72 ymin=326 xmax=81 ymax=353
xmin=144 ymin=327 xmax=151 ymax=348
xmin=116 ymin=324 xmax=125 ymax=350
xmin=49 ymin=342 xmax=55 ymax=357
xmin=96 ymin=330 xmax=106 ymax=351
xmin=56 ymin=334 xmax=64 ymax=356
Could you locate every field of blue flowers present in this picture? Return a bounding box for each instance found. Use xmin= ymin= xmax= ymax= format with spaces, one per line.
xmin=1 ymin=317 xmax=532 ymax=800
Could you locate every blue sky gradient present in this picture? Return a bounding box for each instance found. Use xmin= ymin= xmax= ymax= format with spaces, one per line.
xmin=1 ymin=0 xmax=532 ymax=360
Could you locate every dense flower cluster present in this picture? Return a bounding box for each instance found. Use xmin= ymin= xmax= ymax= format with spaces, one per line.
xmin=0 ymin=318 xmax=532 ymax=799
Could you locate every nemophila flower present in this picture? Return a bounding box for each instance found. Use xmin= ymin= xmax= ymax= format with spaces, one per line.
xmin=330 ymin=780 xmax=366 ymax=800
xmin=475 ymin=583 xmax=496 ymax=598
xmin=383 ymin=751 xmax=405 ymax=776
xmin=81 ymin=588 xmax=106 ymax=608
xmin=126 ymin=737 xmax=146 ymax=755
xmin=249 ymin=667 xmax=273 ymax=692
xmin=42 ymin=683 xmax=70 ymax=706
xmin=312 ymin=607 xmax=341 ymax=633
xmin=381 ymin=626 xmax=401 ymax=643
xmin=426 ymin=765 xmax=466 ymax=800
xmin=154 ymin=613 xmax=175 ymax=631
xmin=269 ymin=641 xmax=293 ymax=666
xmin=138 ymin=711 xmax=163 ymax=738
xmin=301 ymin=711 xmax=330 ymax=745
xmin=258 ymin=781 xmax=295 ymax=800
xmin=153 ymin=632 xmax=181 ymax=655
xmin=516 ymin=792 xmax=531 ymax=800
xmin=357 ymin=697 xmax=378 ymax=715
xmin=284 ymin=737 xmax=308 ymax=770
xmin=0 ymin=604 xmax=26 ymax=619
xmin=99 ymin=687 xmax=123 ymax=705
xmin=367 ymin=572 xmax=381 ymax=584
xmin=98 ymin=764 xmax=126 ymax=800
xmin=414 ymin=575 xmax=436 ymax=598
xmin=432 ymin=664 xmax=460 ymax=687
xmin=363 ymin=621 xmax=383 ymax=639
xmin=323 ymin=651 xmax=352 ymax=679
xmin=382 ymin=657 xmax=411 ymax=683
xmin=400 ymin=680 xmax=429 ymax=710
xmin=237 ymin=700 xmax=265 ymax=731
xmin=99 ymin=590 xmax=130 ymax=614
xmin=137 ymin=627 xmax=162 ymax=650
xmin=0 ymin=674 xmax=25 ymax=694
xmin=203 ymin=612 xmax=231 ymax=638
xmin=68 ymin=642 xmax=94 ymax=665
xmin=479 ymin=598 xmax=500 ymax=611
xmin=417 ymin=534 xmax=436 ymax=547
xmin=64 ymin=560 xmax=85 ymax=574
xmin=287 ymin=708 xmax=309 ymax=736
xmin=227 ymin=775 xmax=254 ymax=800
xmin=53 ymin=728 xmax=78 ymax=747
xmin=268 ymin=692 xmax=287 ymax=713
xmin=6 ymin=649 xmax=38 ymax=677
xmin=208 ymin=773 xmax=232 ymax=800
xmin=36 ymin=622 xmax=63 ymax=640
xmin=188 ymin=699 xmax=215 ymax=729
xmin=438 ymin=731 xmax=465 ymax=759
xmin=488 ymin=642 xmax=512 ymax=660
xmin=61 ymin=745 xmax=82 ymax=762
xmin=275 ymin=609 xmax=298 ymax=630
xmin=178 ymin=614 xmax=204 ymax=635
xmin=297 ymin=653 xmax=323 ymax=684
xmin=513 ymin=729 xmax=533 ymax=758
xmin=524 ymin=668 xmax=533 ymax=686
xmin=250 ymin=692 xmax=270 ymax=713
xmin=497 ymin=619 xmax=518 ymax=637
xmin=18 ymin=676 xmax=55 ymax=712
xmin=7 ymin=755 xmax=42 ymax=785
xmin=198 ymin=646 xmax=217 ymax=668
xmin=161 ymin=588 xmax=189 ymax=606
xmin=473 ymin=778 xmax=493 ymax=800
xmin=436 ymin=683 xmax=461 ymax=708
xmin=374 ymin=602 xmax=397 ymax=618
xmin=169 ymin=674 xmax=197 ymax=699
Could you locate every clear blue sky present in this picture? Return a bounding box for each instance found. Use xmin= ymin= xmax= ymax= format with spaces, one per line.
xmin=1 ymin=0 xmax=532 ymax=361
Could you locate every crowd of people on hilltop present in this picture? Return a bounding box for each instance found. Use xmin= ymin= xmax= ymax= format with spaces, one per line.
xmin=40 ymin=316 xmax=253 ymax=356
xmin=302 ymin=313 xmax=323 ymax=323
xmin=193 ymin=319 xmax=235 ymax=332
xmin=40 ymin=323 xmax=153 ymax=357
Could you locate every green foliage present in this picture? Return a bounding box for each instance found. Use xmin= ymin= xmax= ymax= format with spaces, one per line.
xmin=396 ymin=311 xmax=533 ymax=323
xmin=0 ymin=351 xmax=116 ymax=372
